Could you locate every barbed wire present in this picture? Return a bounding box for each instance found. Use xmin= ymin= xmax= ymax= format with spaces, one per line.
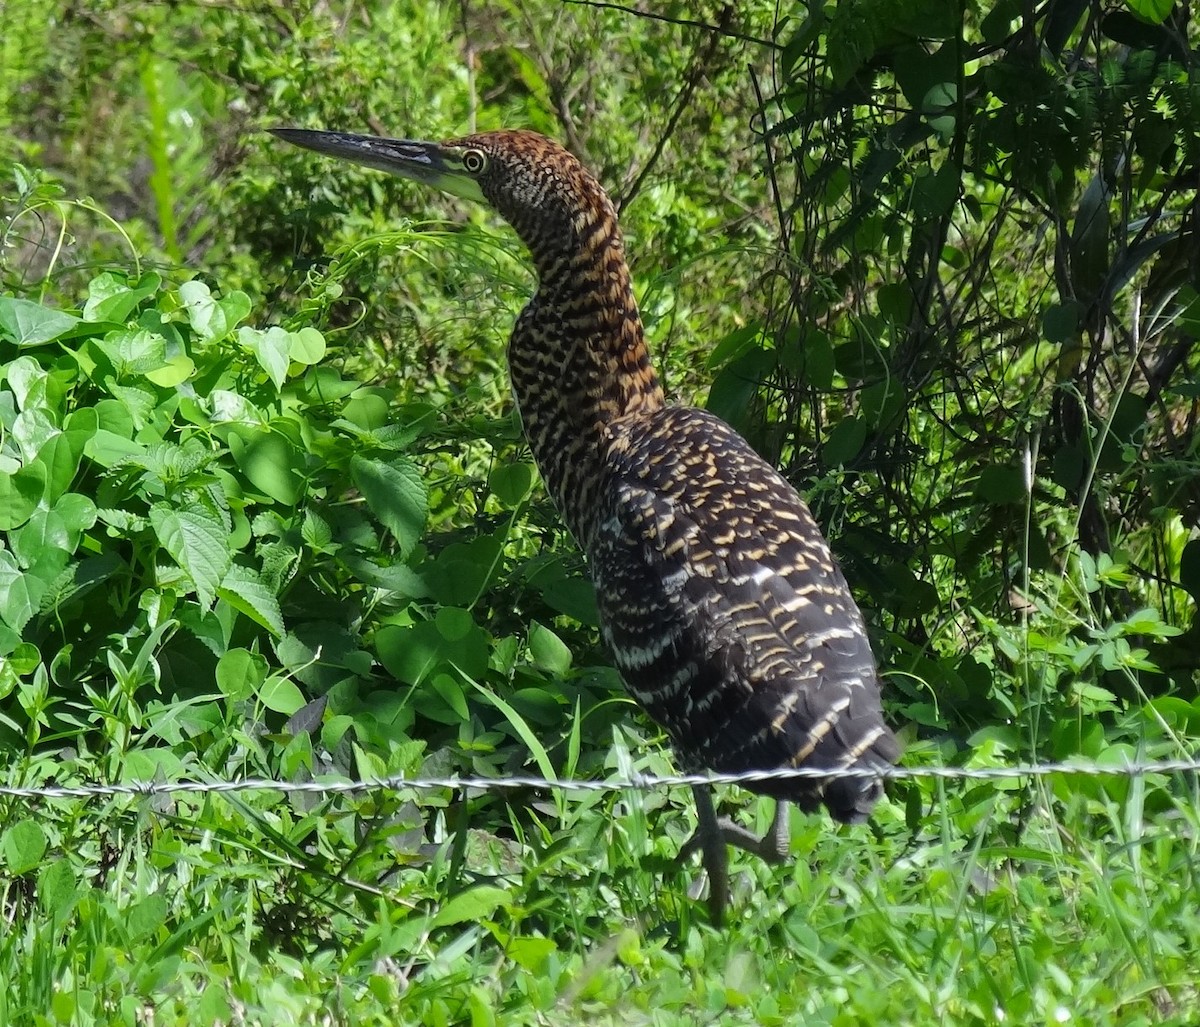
xmin=2 ymin=755 xmax=1199 ymax=802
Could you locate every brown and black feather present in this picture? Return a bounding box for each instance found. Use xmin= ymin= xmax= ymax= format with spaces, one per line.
xmin=439 ymin=130 xmax=899 ymax=820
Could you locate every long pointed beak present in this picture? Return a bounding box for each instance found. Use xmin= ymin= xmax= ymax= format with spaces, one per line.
xmin=270 ymin=128 xmax=483 ymax=202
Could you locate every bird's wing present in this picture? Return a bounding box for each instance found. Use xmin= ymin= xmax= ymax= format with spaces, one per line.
xmin=590 ymin=406 xmax=897 ymax=820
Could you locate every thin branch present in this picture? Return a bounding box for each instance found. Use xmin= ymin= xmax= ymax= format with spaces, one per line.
xmin=555 ymin=0 xmax=777 ymax=49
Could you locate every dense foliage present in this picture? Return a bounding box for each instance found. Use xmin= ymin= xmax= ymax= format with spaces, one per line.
xmin=1 ymin=1 xmax=1198 ymax=1024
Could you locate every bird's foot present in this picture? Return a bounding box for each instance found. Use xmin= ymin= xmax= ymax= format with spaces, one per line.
xmin=680 ymin=787 xmax=791 ymax=925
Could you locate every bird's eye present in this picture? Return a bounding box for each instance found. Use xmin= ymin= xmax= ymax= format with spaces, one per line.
xmin=462 ymin=149 xmax=487 ymax=174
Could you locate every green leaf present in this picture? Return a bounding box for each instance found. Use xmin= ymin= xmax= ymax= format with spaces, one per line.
xmin=86 ymin=429 xmax=146 ymax=467
xmin=429 ymin=672 xmax=470 ymax=720
xmin=488 ymin=462 xmax=534 ymax=506
xmin=259 ymin=675 xmax=306 ymax=715
xmin=82 ymin=271 xmax=161 ymax=323
xmin=12 ymin=507 xmax=72 ymax=571
xmin=376 ymin=618 xmax=489 ymax=686
xmin=94 ymin=328 xmax=166 ymax=376
xmin=823 ymin=416 xmax=866 ymax=467
xmin=4 ymin=355 xmax=49 ymax=410
xmin=226 ymin=427 xmax=303 ymax=505
xmin=237 ymin=326 xmax=290 ymax=388
xmin=466 ymin=677 xmax=557 ymax=782
xmin=144 ymin=354 xmax=196 ymax=388
xmin=435 ymin=606 xmax=476 ymax=642
xmin=38 ymin=860 xmax=79 ymax=922
xmin=150 ymin=503 xmax=232 ymax=607
xmin=350 ymin=455 xmax=428 ymax=556
xmin=0 ymin=298 xmax=80 ymax=347
xmin=426 ymin=535 xmax=503 ymax=607
xmin=180 ymin=281 xmax=250 ymax=341
xmin=216 ymin=647 xmax=268 ymax=700
xmin=54 ymin=491 xmax=98 ymax=542
xmin=802 ymin=330 xmax=835 ymax=390
xmin=34 ymin=426 xmax=91 ymax=504
xmin=528 ymin=621 xmax=572 ymax=676
xmin=705 ymin=325 xmax=761 ymax=371
xmin=288 ymin=326 xmax=326 ymax=365
xmin=534 ymin=576 xmax=598 ymax=627
xmin=0 ymin=550 xmax=45 ymax=632
xmin=430 ymin=885 xmax=510 ymax=928
xmin=974 ymin=465 xmax=1025 ymax=505
xmin=217 ymin=564 xmax=285 ymax=637
xmin=126 ymin=893 xmax=168 ymax=943
xmin=1125 ymin=0 xmax=1172 ymax=24
xmin=2 ymin=819 xmax=47 ymax=874
xmin=0 ymin=461 xmax=47 ymax=530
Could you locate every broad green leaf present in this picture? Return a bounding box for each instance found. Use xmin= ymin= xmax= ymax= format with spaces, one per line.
xmin=425 ymin=535 xmax=503 ymax=607
xmin=82 ymin=271 xmax=162 ymax=323
xmin=237 ymin=326 xmax=290 ymax=388
xmin=705 ymin=325 xmax=761 ymax=371
xmin=2 ymin=819 xmax=47 ymax=874
xmin=54 ymin=491 xmax=97 ymax=542
xmin=375 ymin=623 xmax=440 ymax=686
xmin=35 ymin=427 xmax=91 ymax=504
xmin=0 ymin=461 xmax=47 ymax=529
xmin=430 ymin=885 xmax=510 ymax=928
xmin=341 ymin=389 xmax=391 ymax=431
xmin=38 ymin=860 xmax=78 ymax=922
xmin=350 ymin=455 xmax=428 ymax=555
xmin=535 ymin=576 xmax=598 ymax=627
xmin=144 ymin=354 xmax=196 ymax=387
xmin=0 ymin=550 xmax=44 ymax=632
xmin=102 ymin=380 xmax=156 ymax=429
xmin=428 ymin=672 xmax=470 ymax=721
xmin=95 ymin=328 xmax=167 ymax=377
xmin=125 ymin=893 xmax=168 ymax=943
xmin=93 ymin=397 xmax=135 ymax=437
xmin=300 ymin=509 xmax=333 ymax=552
xmin=1125 ymin=0 xmax=1172 ymax=24
xmin=435 ymin=606 xmax=476 ymax=642
xmin=259 ymin=675 xmax=306 ymax=715
xmin=180 ymin=281 xmax=251 ymax=341
xmin=528 ymin=621 xmax=572 ymax=676
xmin=912 ymin=163 xmax=959 ymax=219
xmin=11 ymin=507 xmax=71 ymax=571
xmin=216 ymin=647 xmax=268 ymax=700
xmin=802 ymin=330 xmax=835 ymax=390
xmin=289 ymin=326 xmax=326 ymax=364
xmin=4 ymin=356 xmax=50 ymax=410
xmin=86 ymin=429 xmax=146 ymax=467
xmin=150 ymin=503 xmax=231 ymax=607
xmin=12 ymin=407 xmax=58 ymax=462
xmin=376 ymin=619 xmax=489 ymax=686
xmin=226 ymin=427 xmax=302 ymax=505
xmin=217 ymin=564 xmax=284 ymax=637
xmin=822 ymin=416 xmax=866 ymax=467
xmin=489 ymin=462 xmax=533 ymax=506
xmin=705 ymin=348 xmax=774 ymax=432
xmin=0 ymin=298 xmax=80 ymax=348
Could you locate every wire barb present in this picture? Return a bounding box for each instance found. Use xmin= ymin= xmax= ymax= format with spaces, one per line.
xmin=3 ymin=756 xmax=1198 ymax=802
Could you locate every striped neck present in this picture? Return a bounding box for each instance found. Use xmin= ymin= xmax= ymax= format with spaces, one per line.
xmin=504 ymin=187 xmax=664 ymax=543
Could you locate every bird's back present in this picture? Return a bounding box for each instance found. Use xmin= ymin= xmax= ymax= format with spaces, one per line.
xmin=589 ymin=405 xmax=897 ymax=822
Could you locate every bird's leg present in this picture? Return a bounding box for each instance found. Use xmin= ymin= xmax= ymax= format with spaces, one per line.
xmin=688 ymin=784 xmax=730 ymax=925
xmin=680 ymin=789 xmax=792 ymax=924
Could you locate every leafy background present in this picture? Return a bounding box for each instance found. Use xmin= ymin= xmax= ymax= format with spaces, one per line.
xmin=1 ymin=1 xmax=1198 ymax=1024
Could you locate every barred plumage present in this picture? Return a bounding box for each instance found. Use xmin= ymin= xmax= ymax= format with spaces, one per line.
xmin=273 ymin=126 xmax=899 ymax=921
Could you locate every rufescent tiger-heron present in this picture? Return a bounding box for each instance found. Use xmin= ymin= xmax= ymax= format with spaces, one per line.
xmin=272 ymin=126 xmax=899 ymax=924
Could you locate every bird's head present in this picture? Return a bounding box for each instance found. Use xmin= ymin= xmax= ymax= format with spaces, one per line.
xmin=271 ymin=127 xmax=617 ymax=268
